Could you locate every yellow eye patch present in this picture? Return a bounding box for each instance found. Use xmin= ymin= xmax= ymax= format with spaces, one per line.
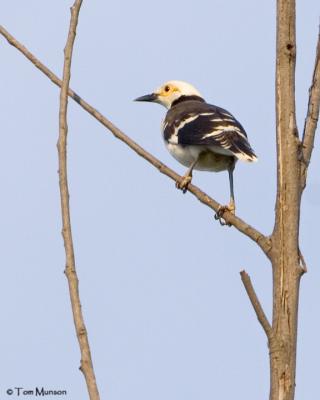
xmin=161 ymin=85 xmax=179 ymax=96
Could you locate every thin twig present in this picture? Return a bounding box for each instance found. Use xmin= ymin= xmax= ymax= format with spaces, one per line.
xmin=301 ymin=28 xmax=320 ymax=190
xmin=57 ymin=2 xmax=100 ymax=400
xmin=240 ymin=270 xmax=273 ymax=340
xmin=298 ymin=247 xmax=307 ymax=274
xmin=0 ymin=25 xmax=271 ymax=255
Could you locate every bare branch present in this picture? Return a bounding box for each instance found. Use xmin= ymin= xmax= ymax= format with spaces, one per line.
xmin=57 ymin=2 xmax=100 ymax=399
xmin=298 ymin=247 xmax=307 ymax=274
xmin=240 ymin=270 xmax=273 ymax=340
xmin=301 ymin=29 xmax=320 ymax=190
xmin=0 ymin=25 xmax=271 ymax=255
xmin=270 ymin=3 xmax=302 ymax=399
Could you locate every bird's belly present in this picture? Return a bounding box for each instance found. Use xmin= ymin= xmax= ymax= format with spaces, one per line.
xmin=165 ymin=143 xmax=234 ymax=172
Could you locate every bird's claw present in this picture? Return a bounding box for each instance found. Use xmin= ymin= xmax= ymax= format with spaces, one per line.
xmin=214 ymin=205 xmax=235 ymax=227
xmin=175 ymin=175 xmax=192 ymax=194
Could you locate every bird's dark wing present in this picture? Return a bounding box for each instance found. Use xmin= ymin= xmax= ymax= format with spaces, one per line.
xmin=164 ymin=102 xmax=257 ymax=161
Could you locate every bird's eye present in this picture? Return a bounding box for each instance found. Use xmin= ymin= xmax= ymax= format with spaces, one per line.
xmin=164 ymin=85 xmax=170 ymax=92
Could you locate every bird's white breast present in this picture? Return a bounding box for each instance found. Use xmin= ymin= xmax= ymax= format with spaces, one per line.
xmin=165 ymin=142 xmax=198 ymax=167
xmin=165 ymin=142 xmax=233 ymax=172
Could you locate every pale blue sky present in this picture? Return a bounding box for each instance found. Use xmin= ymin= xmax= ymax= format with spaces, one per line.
xmin=1 ymin=1 xmax=319 ymax=399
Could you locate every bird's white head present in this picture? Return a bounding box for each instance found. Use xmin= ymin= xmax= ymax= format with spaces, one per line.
xmin=135 ymin=80 xmax=203 ymax=109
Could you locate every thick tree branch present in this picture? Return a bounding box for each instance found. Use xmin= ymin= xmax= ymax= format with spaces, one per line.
xmin=0 ymin=25 xmax=272 ymax=255
xmin=57 ymin=2 xmax=100 ymax=400
xmin=270 ymin=2 xmax=301 ymax=399
xmin=300 ymin=29 xmax=320 ymax=190
xmin=240 ymin=270 xmax=273 ymax=341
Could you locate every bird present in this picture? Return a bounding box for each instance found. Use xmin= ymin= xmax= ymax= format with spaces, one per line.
xmin=135 ymin=80 xmax=257 ymax=224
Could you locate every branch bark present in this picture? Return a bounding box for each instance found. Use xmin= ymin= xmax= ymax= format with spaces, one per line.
xmin=240 ymin=270 xmax=273 ymax=340
xmin=300 ymin=29 xmax=320 ymax=190
xmin=0 ymin=24 xmax=271 ymax=256
xmin=269 ymin=1 xmax=302 ymax=400
xmin=57 ymin=2 xmax=100 ymax=399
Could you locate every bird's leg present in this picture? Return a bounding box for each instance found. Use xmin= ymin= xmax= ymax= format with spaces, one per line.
xmin=227 ymin=165 xmax=236 ymax=213
xmin=214 ymin=163 xmax=236 ymax=226
xmin=176 ymin=158 xmax=198 ymax=194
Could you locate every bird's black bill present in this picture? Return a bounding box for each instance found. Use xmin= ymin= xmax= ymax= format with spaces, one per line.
xmin=134 ymin=93 xmax=158 ymax=102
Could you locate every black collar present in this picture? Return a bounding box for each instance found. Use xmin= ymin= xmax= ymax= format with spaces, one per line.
xmin=171 ymin=95 xmax=205 ymax=107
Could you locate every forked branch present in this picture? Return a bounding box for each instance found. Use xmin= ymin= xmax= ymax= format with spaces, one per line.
xmin=0 ymin=25 xmax=271 ymax=255
xmin=301 ymin=29 xmax=320 ymax=190
xmin=240 ymin=270 xmax=273 ymax=341
xmin=57 ymin=2 xmax=100 ymax=399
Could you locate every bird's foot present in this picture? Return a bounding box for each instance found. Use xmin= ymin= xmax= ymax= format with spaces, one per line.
xmin=214 ymin=204 xmax=235 ymax=227
xmin=175 ymin=175 xmax=192 ymax=194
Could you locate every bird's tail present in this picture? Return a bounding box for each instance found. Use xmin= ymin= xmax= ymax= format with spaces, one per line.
xmin=236 ymin=151 xmax=258 ymax=162
xmin=233 ymin=143 xmax=258 ymax=162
